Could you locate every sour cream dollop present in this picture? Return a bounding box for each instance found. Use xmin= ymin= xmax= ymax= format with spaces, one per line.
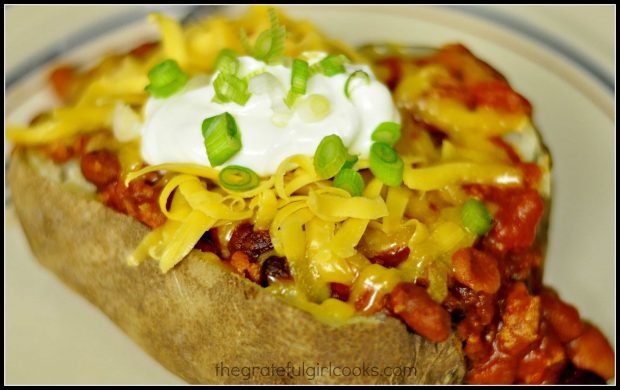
xmin=141 ymin=54 xmax=400 ymax=176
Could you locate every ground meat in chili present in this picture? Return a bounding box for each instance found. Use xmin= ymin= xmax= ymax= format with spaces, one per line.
xmin=79 ymin=150 xmax=165 ymax=229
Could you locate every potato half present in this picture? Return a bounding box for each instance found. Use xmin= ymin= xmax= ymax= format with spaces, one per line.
xmin=8 ymin=152 xmax=466 ymax=384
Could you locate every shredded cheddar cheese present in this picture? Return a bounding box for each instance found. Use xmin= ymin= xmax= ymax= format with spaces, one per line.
xmin=6 ymin=6 xmax=550 ymax=326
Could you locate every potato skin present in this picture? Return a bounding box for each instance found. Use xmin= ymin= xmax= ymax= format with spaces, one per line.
xmin=8 ymin=152 xmax=465 ymax=384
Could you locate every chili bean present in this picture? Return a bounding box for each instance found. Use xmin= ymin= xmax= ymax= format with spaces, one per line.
xmin=228 ymin=223 xmax=273 ymax=261
xmin=566 ymin=324 xmax=615 ymax=380
xmin=387 ymin=282 xmax=450 ymax=342
xmin=80 ymin=150 xmax=121 ymax=189
xmin=540 ymin=289 xmax=584 ymax=343
xmin=49 ymin=65 xmax=78 ymax=102
xmin=452 ymin=247 xmax=501 ymax=294
xmin=259 ymin=256 xmax=291 ymax=287
xmin=330 ymin=282 xmax=350 ymax=302
xmin=354 ymin=289 xmax=386 ymax=314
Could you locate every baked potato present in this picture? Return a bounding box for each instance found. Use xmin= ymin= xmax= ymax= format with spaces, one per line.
xmin=6 ymin=6 xmax=614 ymax=384
xmin=8 ymin=152 xmax=466 ymax=384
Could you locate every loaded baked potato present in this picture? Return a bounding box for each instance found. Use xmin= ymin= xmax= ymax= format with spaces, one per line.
xmin=6 ymin=7 xmax=614 ymax=384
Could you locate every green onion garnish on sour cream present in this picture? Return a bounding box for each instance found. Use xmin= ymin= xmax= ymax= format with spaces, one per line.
xmin=139 ymin=9 xmax=401 ymax=178
xmin=145 ymin=59 xmax=189 ymax=98
xmin=285 ymin=58 xmax=310 ymax=107
xmin=371 ymin=121 xmax=401 ymax=146
xmin=202 ymin=112 xmax=242 ymax=167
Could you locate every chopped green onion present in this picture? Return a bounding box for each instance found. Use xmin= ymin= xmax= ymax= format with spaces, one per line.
xmin=319 ymin=55 xmax=348 ymax=76
xmin=310 ymin=54 xmax=348 ymax=77
xmin=219 ymin=165 xmax=260 ymax=192
xmin=290 ymin=59 xmax=309 ymax=94
xmin=342 ymin=154 xmax=359 ymax=169
xmin=371 ymin=122 xmax=401 ymax=146
xmin=296 ymin=94 xmax=331 ymax=122
xmin=344 ymin=70 xmax=370 ymax=99
xmin=369 ymin=142 xmax=404 ymax=187
xmin=239 ymin=8 xmax=286 ymax=65
xmin=253 ymin=30 xmax=273 ymax=59
xmin=264 ymin=8 xmax=285 ymax=64
xmin=285 ymin=59 xmax=309 ymax=107
xmin=202 ymin=112 xmax=242 ymax=167
xmin=333 ymin=168 xmax=365 ymax=197
xmin=461 ymin=198 xmax=493 ymax=235
xmin=213 ymin=73 xmax=251 ymax=105
xmin=313 ymin=134 xmax=348 ymax=179
xmin=145 ymin=59 xmax=189 ymax=98
xmin=285 ymin=92 xmax=300 ymax=108
xmin=214 ymin=48 xmax=240 ymax=75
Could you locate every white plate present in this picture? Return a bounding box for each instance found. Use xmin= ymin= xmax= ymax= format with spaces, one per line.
xmin=5 ymin=5 xmax=615 ymax=384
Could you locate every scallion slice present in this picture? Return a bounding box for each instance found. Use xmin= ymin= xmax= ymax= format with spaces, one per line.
xmin=264 ymin=8 xmax=286 ymax=64
xmin=344 ymin=70 xmax=370 ymax=99
xmin=371 ymin=121 xmax=401 ymax=146
xmin=333 ymin=168 xmax=365 ymax=197
xmin=214 ymin=48 xmax=240 ymax=75
xmin=285 ymin=59 xmax=309 ymax=107
xmin=290 ymin=59 xmax=309 ymax=94
xmin=310 ymin=54 xmax=348 ymax=77
xmin=369 ymin=142 xmax=404 ymax=187
xmin=461 ymin=198 xmax=493 ymax=235
xmin=313 ymin=134 xmax=348 ymax=179
xmin=219 ymin=165 xmax=260 ymax=192
xmin=239 ymin=8 xmax=286 ymax=65
xmin=213 ymin=73 xmax=251 ymax=105
xmin=145 ymin=59 xmax=189 ymax=98
xmin=320 ymin=54 xmax=348 ymax=76
xmin=253 ymin=30 xmax=273 ymax=60
xmin=202 ymin=112 xmax=242 ymax=167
